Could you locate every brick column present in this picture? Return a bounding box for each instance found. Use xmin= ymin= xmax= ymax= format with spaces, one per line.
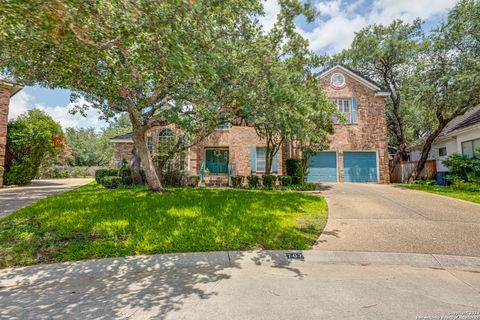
xmin=0 ymin=87 xmax=10 ymax=187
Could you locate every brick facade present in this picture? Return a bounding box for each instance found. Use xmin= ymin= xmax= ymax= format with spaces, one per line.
xmin=112 ymin=65 xmax=389 ymax=183
xmin=112 ymin=125 xmax=282 ymax=177
xmin=0 ymin=87 xmax=11 ymax=187
xmin=318 ymin=66 xmax=390 ymax=183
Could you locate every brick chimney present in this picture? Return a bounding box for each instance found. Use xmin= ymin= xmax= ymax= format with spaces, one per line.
xmin=0 ymin=81 xmax=22 ymax=187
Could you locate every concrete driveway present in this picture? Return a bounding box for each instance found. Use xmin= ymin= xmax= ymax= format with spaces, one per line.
xmin=313 ymin=183 xmax=480 ymax=256
xmin=0 ymin=178 xmax=93 ymax=219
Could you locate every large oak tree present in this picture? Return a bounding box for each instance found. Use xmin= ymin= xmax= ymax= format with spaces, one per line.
xmin=0 ymin=0 xmax=265 ymax=191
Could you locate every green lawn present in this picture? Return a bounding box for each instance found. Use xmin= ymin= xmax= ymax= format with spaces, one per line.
xmin=0 ymin=183 xmax=327 ymax=268
xmin=400 ymin=184 xmax=480 ymax=204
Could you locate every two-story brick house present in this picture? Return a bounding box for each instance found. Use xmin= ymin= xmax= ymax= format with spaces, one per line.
xmin=111 ymin=65 xmax=390 ymax=184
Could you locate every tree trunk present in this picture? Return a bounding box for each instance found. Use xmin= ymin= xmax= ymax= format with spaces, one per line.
xmin=299 ymin=156 xmax=309 ymax=184
xmin=131 ymin=126 xmax=164 ymax=192
xmin=409 ymin=124 xmax=446 ymax=181
xmin=390 ymin=142 xmax=406 ymax=174
xmin=130 ymin=146 xmax=144 ymax=185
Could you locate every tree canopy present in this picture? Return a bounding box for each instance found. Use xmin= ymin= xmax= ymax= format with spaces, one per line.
xmin=0 ymin=0 xmax=336 ymax=190
xmin=65 ymin=114 xmax=132 ymax=167
xmin=335 ymin=19 xmax=423 ymax=171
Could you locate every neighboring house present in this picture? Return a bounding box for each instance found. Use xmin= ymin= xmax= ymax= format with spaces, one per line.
xmin=0 ymin=80 xmax=22 ymax=187
xmin=410 ymin=105 xmax=480 ymax=182
xmin=111 ymin=64 xmax=390 ymax=184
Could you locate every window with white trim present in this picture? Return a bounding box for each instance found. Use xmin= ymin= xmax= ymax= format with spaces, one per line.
xmin=158 ymin=129 xmax=174 ymax=141
xmin=438 ymin=147 xmax=447 ymax=157
xmin=333 ymin=98 xmax=357 ymax=124
xmin=215 ymin=122 xmax=231 ymax=130
xmin=256 ymin=147 xmax=266 ymax=172
xmin=462 ymin=138 xmax=480 ymax=158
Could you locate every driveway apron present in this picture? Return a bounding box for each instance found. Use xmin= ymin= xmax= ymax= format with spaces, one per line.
xmin=313 ymin=183 xmax=480 ymax=256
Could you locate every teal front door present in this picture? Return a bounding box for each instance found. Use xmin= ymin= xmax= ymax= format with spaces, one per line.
xmin=205 ymin=149 xmax=229 ymax=174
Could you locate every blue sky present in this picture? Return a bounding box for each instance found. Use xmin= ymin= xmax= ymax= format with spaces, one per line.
xmin=9 ymin=0 xmax=457 ymax=130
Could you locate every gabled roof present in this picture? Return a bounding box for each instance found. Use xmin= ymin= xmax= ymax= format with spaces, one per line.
xmin=435 ymin=104 xmax=480 ymax=141
xmin=448 ymin=106 xmax=480 ymax=133
xmin=0 ymin=79 xmax=22 ymax=97
xmin=110 ymin=132 xmax=133 ymax=143
xmin=317 ymin=64 xmax=390 ymax=96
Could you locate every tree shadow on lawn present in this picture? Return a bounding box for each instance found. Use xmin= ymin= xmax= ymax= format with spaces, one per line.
xmin=0 ymin=185 xmax=327 ymax=267
xmin=0 ymin=251 xmax=305 ymax=319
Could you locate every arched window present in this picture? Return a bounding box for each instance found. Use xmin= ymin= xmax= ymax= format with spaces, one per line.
xmin=158 ymin=129 xmax=174 ymax=141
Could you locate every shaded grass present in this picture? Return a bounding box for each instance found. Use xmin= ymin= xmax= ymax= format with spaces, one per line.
xmin=0 ymin=183 xmax=327 ymax=268
xmin=400 ymin=184 xmax=480 ymax=204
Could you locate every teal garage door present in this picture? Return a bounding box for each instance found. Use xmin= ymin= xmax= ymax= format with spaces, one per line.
xmin=343 ymin=151 xmax=378 ymax=182
xmin=306 ymin=152 xmax=337 ymax=182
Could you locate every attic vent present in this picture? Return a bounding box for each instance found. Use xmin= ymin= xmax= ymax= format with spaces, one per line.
xmin=330 ymin=73 xmax=346 ymax=88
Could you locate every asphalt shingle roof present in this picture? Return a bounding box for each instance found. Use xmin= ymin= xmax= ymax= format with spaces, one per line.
xmin=111 ymin=132 xmax=133 ymax=141
xmin=448 ymin=107 xmax=480 ymax=133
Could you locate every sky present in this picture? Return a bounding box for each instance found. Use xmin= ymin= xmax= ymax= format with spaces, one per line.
xmin=8 ymin=0 xmax=458 ymax=130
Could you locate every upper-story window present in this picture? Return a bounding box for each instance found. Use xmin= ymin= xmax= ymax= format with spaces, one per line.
xmin=330 ymin=73 xmax=346 ymax=88
xmin=333 ymin=98 xmax=358 ymax=124
xmin=158 ymin=129 xmax=174 ymax=141
xmin=215 ymin=122 xmax=231 ymax=130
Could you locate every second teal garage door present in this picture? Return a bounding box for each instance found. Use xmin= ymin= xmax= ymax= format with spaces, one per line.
xmin=343 ymin=151 xmax=378 ymax=182
xmin=306 ymin=152 xmax=337 ymax=182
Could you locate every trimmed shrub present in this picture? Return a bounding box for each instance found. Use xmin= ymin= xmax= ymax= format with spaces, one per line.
xmin=161 ymin=170 xmax=184 ymax=187
xmin=278 ymin=175 xmax=292 ymax=186
xmin=119 ymin=160 xmax=133 ymax=186
xmin=95 ymin=169 xmax=118 ymax=184
xmin=3 ymin=163 xmax=34 ymax=186
xmin=262 ymin=175 xmax=276 ymax=189
xmin=187 ymin=175 xmax=200 ymax=187
xmin=442 ymin=153 xmax=480 ymax=182
xmin=101 ymin=176 xmax=123 ymax=189
xmin=231 ymin=176 xmax=244 ymax=188
xmin=247 ymin=175 xmax=260 ymax=188
xmin=286 ymin=158 xmax=301 ymax=176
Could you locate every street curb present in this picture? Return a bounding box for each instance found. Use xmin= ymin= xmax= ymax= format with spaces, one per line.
xmin=2 ymin=250 xmax=480 ymax=288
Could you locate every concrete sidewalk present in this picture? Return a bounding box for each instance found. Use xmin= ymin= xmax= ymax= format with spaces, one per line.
xmin=1 ymin=250 xmax=479 ymax=319
xmin=0 ymin=178 xmax=93 ymax=219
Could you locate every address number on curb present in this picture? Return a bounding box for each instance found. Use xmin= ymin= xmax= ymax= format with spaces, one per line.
xmin=286 ymin=252 xmax=304 ymax=260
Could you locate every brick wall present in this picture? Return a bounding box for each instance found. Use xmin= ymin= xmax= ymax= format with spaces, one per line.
xmin=0 ymin=87 xmax=10 ymax=187
xmin=192 ymin=125 xmax=282 ymax=177
xmin=113 ymin=125 xmax=283 ymax=177
xmin=319 ymin=69 xmax=390 ymax=183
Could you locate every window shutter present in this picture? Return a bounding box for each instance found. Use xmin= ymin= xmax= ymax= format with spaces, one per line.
xmin=272 ymin=152 xmax=278 ymax=173
xmin=250 ymin=147 xmax=257 ymax=173
xmin=351 ymin=97 xmax=358 ymax=124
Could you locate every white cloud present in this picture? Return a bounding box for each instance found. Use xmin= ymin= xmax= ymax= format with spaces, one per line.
xmin=8 ymin=93 xmax=107 ymax=130
xmin=8 ymin=90 xmax=31 ymax=119
xmin=299 ymin=0 xmax=457 ymax=53
xmin=370 ymin=0 xmax=457 ymax=24
xmin=316 ymin=0 xmax=342 ymax=17
xmin=258 ymin=0 xmax=281 ymax=32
